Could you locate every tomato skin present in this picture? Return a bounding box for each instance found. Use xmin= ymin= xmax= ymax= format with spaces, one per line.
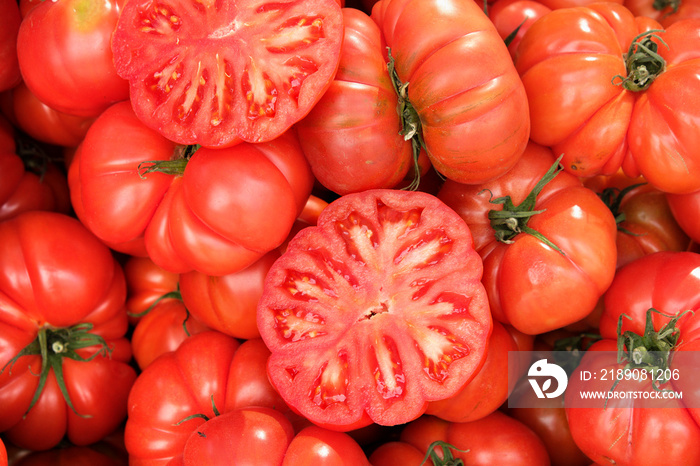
xmin=0 ymin=212 xmax=136 ymax=451
xmin=257 ymin=189 xmax=492 ymax=429
xmin=487 ymin=0 xmax=552 ymax=58
xmin=16 ymin=0 xmax=129 ymax=117
xmin=282 ymin=425 xmax=371 ymax=465
xmin=585 ymin=172 xmax=691 ymax=269
xmin=516 ymin=5 xmax=700 ymax=194
xmin=667 ymin=189 xmax=700 ymax=245
xmin=0 ymin=0 xmax=21 ymax=93
xmin=78 ymin=101 xmax=313 ymax=275
xmin=371 ymin=0 xmax=530 ymax=185
xmin=5 ymin=82 xmax=94 ymax=148
xmin=125 ymin=332 xmax=294 ymax=464
xmin=178 ymin=250 xmax=279 ymax=340
xmin=438 ymin=142 xmax=617 ymax=335
xmin=178 ymin=407 xmax=295 ymax=466
xmin=112 ymin=0 xmax=344 ymax=148
xmin=295 ymin=8 xmax=413 ymax=195
xmin=566 ymin=251 xmax=700 ymax=465
xmin=399 ymin=412 xmax=551 ymax=465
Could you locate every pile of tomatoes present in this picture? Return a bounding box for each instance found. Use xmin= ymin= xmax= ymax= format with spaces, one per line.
xmin=2 ymin=0 xmax=700 ymax=464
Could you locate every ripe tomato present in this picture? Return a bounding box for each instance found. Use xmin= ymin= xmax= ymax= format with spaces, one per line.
xmin=0 ymin=133 xmax=71 ymax=223
xmin=487 ymin=0 xmax=551 ymax=58
xmin=383 ymin=412 xmax=551 ymax=466
xmin=515 ymin=5 xmax=700 ymax=194
xmin=16 ymin=0 xmax=129 ymax=117
xmin=4 ymin=82 xmax=94 ymax=148
xmin=178 ymin=250 xmax=279 ymax=340
xmin=76 ymin=101 xmax=313 ymax=275
xmin=566 ymin=251 xmax=700 ymax=465
xmin=295 ymin=8 xmax=414 ymax=195
xmin=667 ymin=189 xmax=700 ymax=245
xmin=111 ymin=0 xmax=344 ymax=148
xmin=625 ymin=0 xmax=700 ymax=26
xmin=438 ymin=142 xmax=617 ymax=335
xmin=425 ymin=321 xmax=522 ymax=423
xmin=369 ymin=0 xmax=530 ymax=184
xmin=0 ymin=0 xmax=21 ymax=93
xmin=257 ymin=189 xmax=492 ymax=429
xmin=585 ymin=171 xmax=691 ymax=269
xmin=283 ymin=425 xmax=371 ymax=465
xmin=0 ymin=212 xmax=137 ymax=451
xmin=0 ymin=437 xmax=6 ymax=466
xmin=125 ymin=332 xmax=295 ymax=464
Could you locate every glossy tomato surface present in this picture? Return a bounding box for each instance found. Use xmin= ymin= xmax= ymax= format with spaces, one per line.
xmin=257 ymin=189 xmax=492 ymax=429
xmin=112 ymin=0 xmax=344 ymax=147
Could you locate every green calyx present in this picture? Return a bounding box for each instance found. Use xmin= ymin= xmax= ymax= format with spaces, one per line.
xmin=612 ymin=30 xmax=668 ymax=92
xmin=1 ymin=323 xmax=112 ymax=418
xmin=652 ymin=0 xmax=680 ymax=14
xmin=387 ymin=48 xmax=425 ymax=191
xmin=596 ymin=182 xmax=647 ymax=235
xmin=485 ymin=155 xmax=565 ymax=255
xmin=616 ymin=308 xmax=692 ymax=390
xmin=419 ymin=441 xmax=468 ymax=466
xmin=128 ymin=287 xmax=193 ymax=337
xmin=137 ymin=144 xmax=200 ymax=179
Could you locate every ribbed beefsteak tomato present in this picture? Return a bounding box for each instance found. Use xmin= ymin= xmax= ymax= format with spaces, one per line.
xmin=256 ymin=189 xmax=492 ymax=430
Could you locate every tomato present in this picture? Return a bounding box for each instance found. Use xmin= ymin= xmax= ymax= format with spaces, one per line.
xmin=487 ymin=0 xmax=551 ymax=58
xmin=0 ymin=212 xmax=137 ymax=451
xmin=295 ymin=8 xmax=414 ymax=195
xmin=625 ymin=0 xmax=700 ymax=27
xmin=0 ymin=0 xmax=21 ymax=93
xmin=282 ymin=425 xmax=371 ymax=465
xmin=125 ymin=332 xmax=295 ymax=464
xmin=387 ymin=412 xmax=551 ymax=465
xmin=667 ymin=189 xmax=700 ymax=246
xmin=16 ymin=0 xmax=129 ymax=117
xmin=566 ymin=251 xmax=700 ymax=465
xmin=257 ymin=189 xmax=492 ymax=430
xmin=0 ymin=437 xmax=6 ymax=466
xmin=438 ymin=142 xmax=617 ymax=335
xmin=0 ymin=132 xmax=71 ymax=223
xmin=178 ymin=250 xmax=279 ymax=340
xmin=369 ymin=0 xmax=530 ymax=184
xmin=425 ymin=321 xmax=522 ymax=423
xmin=515 ymin=5 xmax=700 ymax=194
xmin=123 ymin=256 xmax=180 ymax=323
xmin=111 ymin=0 xmax=344 ymax=148
xmin=76 ymin=101 xmax=314 ymax=275
xmin=585 ymin=171 xmax=691 ymax=269
xmin=4 ymin=82 xmax=94 ymax=148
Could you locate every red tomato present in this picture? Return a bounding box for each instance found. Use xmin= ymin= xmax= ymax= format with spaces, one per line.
xmin=0 ymin=137 xmax=71 ymax=223
xmin=369 ymin=0 xmax=530 ymax=184
xmin=111 ymin=0 xmax=344 ymax=148
xmin=0 ymin=437 xmax=6 ymax=466
xmin=0 ymin=0 xmax=21 ymax=93
xmin=515 ymin=5 xmax=700 ymax=194
xmin=425 ymin=321 xmax=521 ymax=423
xmin=0 ymin=212 xmax=137 ymax=451
xmin=257 ymin=189 xmax=492 ymax=429
xmin=566 ymin=251 xmax=700 ymax=465
xmin=4 ymin=82 xmax=94 ymax=148
xmin=125 ymin=332 xmax=295 ymax=464
xmin=438 ymin=142 xmax=618 ymax=335
xmin=16 ymin=0 xmax=129 ymax=117
xmin=283 ymin=425 xmax=371 ymax=465
xmin=585 ymin=171 xmax=691 ymax=268
xmin=178 ymin=250 xmax=279 ymax=340
xmin=396 ymin=412 xmax=551 ymax=465
xmin=667 ymin=189 xmax=700 ymax=245
xmin=295 ymin=8 xmax=414 ymax=195
xmin=625 ymin=0 xmax=700 ymax=26
xmin=77 ymin=101 xmax=314 ymax=275
xmin=123 ymin=256 xmax=180 ymax=323
xmin=487 ymin=0 xmax=551 ymax=58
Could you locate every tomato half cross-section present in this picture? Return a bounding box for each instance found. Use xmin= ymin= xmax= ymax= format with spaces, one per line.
xmin=111 ymin=0 xmax=344 ymax=148
xmin=256 ymin=189 xmax=493 ymax=430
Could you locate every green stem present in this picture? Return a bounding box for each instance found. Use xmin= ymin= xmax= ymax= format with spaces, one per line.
xmin=612 ymin=30 xmax=668 ymax=92
xmin=485 ymin=155 xmax=565 ymax=255
xmin=420 ymin=441 xmax=468 ymax=466
xmin=1 ymin=323 xmax=112 ymax=418
xmin=596 ymin=182 xmax=647 ymax=236
xmin=137 ymin=144 xmax=199 ymax=179
xmin=387 ymin=48 xmax=424 ymax=191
